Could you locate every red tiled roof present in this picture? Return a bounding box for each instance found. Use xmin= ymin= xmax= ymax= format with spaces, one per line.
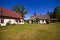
xmin=0 ymin=7 xmax=22 ymax=19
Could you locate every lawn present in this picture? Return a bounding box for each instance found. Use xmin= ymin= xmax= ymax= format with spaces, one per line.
xmin=0 ymin=23 xmax=60 ymax=40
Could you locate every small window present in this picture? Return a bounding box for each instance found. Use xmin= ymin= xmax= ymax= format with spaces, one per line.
xmin=1 ymin=19 xmax=4 ymax=23
xmin=19 ymin=20 xmax=21 ymax=22
xmin=42 ymin=20 xmax=44 ymax=22
xmin=19 ymin=20 xmax=23 ymax=23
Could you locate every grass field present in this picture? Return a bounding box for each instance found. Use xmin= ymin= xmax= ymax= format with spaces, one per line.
xmin=0 ymin=22 xmax=60 ymax=40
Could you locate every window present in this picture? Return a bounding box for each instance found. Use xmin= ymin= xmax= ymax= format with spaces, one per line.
xmin=19 ymin=20 xmax=23 ymax=23
xmin=1 ymin=19 xmax=4 ymax=23
xmin=19 ymin=20 xmax=21 ymax=22
xmin=42 ymin=20 xmax=44 ymax=22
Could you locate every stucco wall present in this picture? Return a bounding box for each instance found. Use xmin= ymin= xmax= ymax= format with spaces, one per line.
xmin=0 ymin=19 xmax=1 ymax=24
xmin=0 ymin=19 xmax=17 ymax=26
xmin=18 ymin=19 xmax=24 ymax=24
xmin=0 ymin=19 xmax=24 ymax=26
xmin=29 ymin=20 xmax=46 ymax=24
xmin=39 ymin=20 xmax=46 ymax=24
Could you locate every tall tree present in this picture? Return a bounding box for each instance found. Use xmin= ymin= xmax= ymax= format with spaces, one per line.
xmin=12 ymin=5 xmax=20 ymax=12
xmin=12 ymin=5 xmax=27 ymax=18
xmin=34 ymin=12 xmax=36 ymax=16
xmin=53 ymin=7 xmax=60 ymax=21
xmin=47 ymin=11 xmax=53 ymax=18
xmin=20 ymin=5 xmax=27 ymax=18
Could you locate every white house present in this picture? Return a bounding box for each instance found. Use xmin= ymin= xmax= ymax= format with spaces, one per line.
xmin=29 ymin=14 xmax=50 ymax=24
xmin=0 ymin=7 xmax=24 ymax=26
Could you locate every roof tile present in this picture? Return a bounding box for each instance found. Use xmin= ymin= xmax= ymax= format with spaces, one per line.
xmin=0 ymin=7 xmax=22 ymax=19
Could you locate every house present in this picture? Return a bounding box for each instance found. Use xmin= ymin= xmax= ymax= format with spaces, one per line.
xmin=29 ymin=14 xmax=50 ymax=24
xmin=0 ymin=7 xmax=24 ymax=26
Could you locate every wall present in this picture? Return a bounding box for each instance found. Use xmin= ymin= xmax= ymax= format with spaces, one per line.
xmin=18 ymin=19 xmax=24 ymax=24
xmin=0 ymin=19 xmax=24 ymax=26
xmin=39 ymin=20 xmax=46 ymax=24
xmin=0 ymin=19 xmax=17 ymax=26
xmin=0 ymin=19 xmax=1 ymax=24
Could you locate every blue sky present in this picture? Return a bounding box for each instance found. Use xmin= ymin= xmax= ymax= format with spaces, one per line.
xmin=0 ymin=0 xmax=60 ymax=20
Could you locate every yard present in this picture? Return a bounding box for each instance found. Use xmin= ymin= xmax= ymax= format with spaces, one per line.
xmin=0 ymin=23 xmax=60 ymax=40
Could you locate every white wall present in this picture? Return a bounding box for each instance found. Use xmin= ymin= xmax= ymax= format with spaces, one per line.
xmin=18 ymin=19 xmax=24 ymax=24
xmin=39 ymin=20 xmax=46 ymax=24
xmin=0 ymin=19 xmax=24 ymax=26
xmin=0 ymin=19 xmax=1 ymax=24
xmin=29 ymin=20 xmax=31 ymax=24
xmin=0 ymin=19 xmax=17 ymax=26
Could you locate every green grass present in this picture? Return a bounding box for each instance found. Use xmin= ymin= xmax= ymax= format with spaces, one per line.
xmin=0 ymin=23 xmax=60 ymax=40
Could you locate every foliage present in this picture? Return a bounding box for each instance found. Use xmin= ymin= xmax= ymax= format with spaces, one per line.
xmin=34 ymin=12 xmax=36 ymax=16
xmin=47 ymin=12 xmax=54 ymax=18
xmin=6 ymin=22 xmax=10 ymax=26
xmin=12 ymin=5 xmax=20 ymax=12
xmin=20 ymin=5 xmax=27 ymax=18
xmin=47 ymin=6 xmax=60 ymax=22
xmin=24 ymin=20 xmax=29 ymax=23
xmin=12 ymin=5 xmax=27 ymax=18
xmin=0 ymin=24 xmax=1 ymax=27
xmin=54 ymin=7 xmax=60 ymax=21
xmin=35 ymin=18 xmax=39 ymax=23
xmin=46 ymin=20 xmax=49 ymax=24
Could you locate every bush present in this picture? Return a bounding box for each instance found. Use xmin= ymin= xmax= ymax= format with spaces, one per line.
xmin=46 ymin=20 xmax=49 ymax=24
xmin=24 ymin=20 xmax=29 ymax=23
xmin=0 ymin=24 xmax=1 ymax=28
xmin=35 ymin=18 xmax=39 ymax=23
xmin=6 ymin=22 xmax=10 ymax=26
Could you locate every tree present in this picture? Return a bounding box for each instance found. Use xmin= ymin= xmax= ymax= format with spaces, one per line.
xmin=35 ymin=18 xmax=39 ymax=23
xmin=47 ymin=11 xmax=53 ymax=18
xmin=53 ymin=7 xmax=60 ymax=21
xmin=20 ymin=5 xmax=27 ymax=18
xmin=12 ymin=5 xmax=20 ymax=12
xmin=47 ymin=7 xmax=60 ymax=22
xmin=34 ymin=12 xmax=36 ymax=16
xmin=12 ymin=5 xmax=27 ymax=19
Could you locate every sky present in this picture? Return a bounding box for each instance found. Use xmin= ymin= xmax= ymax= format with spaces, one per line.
xmin=0 ymin=0 xmax=60 ymax=20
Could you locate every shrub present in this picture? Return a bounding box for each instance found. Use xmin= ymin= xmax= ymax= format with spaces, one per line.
xmin=6 ymin=22 xmax=10 ymax=26
xmin=0 ymin=24 xmax=1 ymax=28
